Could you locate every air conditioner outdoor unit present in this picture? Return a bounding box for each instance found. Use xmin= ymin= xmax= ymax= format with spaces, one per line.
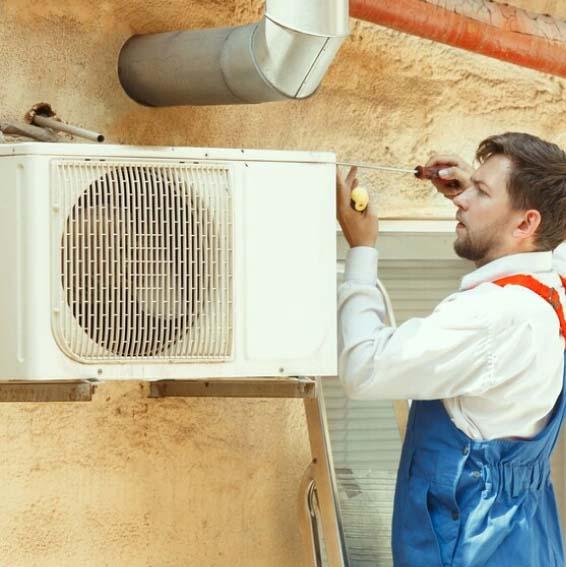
xmin=0 ymin=143 xmax=337 ymax=381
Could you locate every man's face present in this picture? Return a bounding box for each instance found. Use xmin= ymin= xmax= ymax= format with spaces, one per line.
xmin=453 ymin=155 xmax=518 ymax=266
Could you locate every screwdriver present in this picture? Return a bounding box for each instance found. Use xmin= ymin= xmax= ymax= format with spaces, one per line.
xmin=336 ymin=161 xmax=460 ymax=212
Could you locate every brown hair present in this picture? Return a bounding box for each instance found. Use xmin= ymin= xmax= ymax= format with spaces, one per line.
xmin=476 ymin=132 xmax=566 ymax=251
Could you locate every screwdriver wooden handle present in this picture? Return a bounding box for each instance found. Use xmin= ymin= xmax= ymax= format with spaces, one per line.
xmin=414 ymin=165 xmax=460 ymax=189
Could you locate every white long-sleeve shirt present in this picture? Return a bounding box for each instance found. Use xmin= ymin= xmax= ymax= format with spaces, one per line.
xmin=338 ymin=243 xmax=566 ymax=440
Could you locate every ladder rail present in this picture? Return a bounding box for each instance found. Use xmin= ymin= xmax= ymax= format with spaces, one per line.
xmin=304 ymin=379 xmax=350 ymax=566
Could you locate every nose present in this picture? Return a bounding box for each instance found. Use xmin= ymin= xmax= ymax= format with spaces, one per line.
xmin=453 ymin=188 xmax=470 ymax=210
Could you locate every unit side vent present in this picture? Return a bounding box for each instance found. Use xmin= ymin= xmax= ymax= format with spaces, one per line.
xmin=50 ymin=160 xmax=233 ymax=363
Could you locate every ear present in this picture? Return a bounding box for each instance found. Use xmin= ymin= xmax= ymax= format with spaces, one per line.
xmin=512 ymin=209 xmax=541 ymax=240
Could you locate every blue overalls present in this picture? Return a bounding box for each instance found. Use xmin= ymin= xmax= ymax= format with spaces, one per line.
xmin=392 ymin=275 xmax=566 ymax=566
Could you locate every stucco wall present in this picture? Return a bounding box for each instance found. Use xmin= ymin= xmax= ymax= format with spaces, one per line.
xmin=1 ymin=1 xmax=566 ymax=565
xmin=512 ymin=0 xmax=566 ymax=18
xmin=0 ymin=387 xmax=310 ymax=566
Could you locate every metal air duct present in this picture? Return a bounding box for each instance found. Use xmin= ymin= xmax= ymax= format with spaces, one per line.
xmin=118 ymin=1 xmax=349 ymax=106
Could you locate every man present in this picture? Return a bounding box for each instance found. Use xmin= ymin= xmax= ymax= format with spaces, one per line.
xmin=336 ymin=132 xmax=566 ymax=566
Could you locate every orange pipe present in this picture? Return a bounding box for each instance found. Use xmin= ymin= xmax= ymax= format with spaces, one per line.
xmin=349 ymin=0 xmax=566 ymax=78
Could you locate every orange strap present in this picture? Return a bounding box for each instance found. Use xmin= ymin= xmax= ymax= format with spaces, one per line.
xmin=493 ymin=275 xmax=566 ymax=338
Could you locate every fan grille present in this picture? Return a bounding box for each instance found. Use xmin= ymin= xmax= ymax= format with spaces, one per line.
xmin=51 ymin=160 xmax=233 ymax=363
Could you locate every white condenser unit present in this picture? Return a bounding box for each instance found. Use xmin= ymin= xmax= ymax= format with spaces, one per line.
xmin=0 ymin=144 xmax=337 ymax=381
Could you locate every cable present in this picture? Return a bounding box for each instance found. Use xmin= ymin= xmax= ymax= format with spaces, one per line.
xmin=376 ymin=277 xmax=397 ymax=328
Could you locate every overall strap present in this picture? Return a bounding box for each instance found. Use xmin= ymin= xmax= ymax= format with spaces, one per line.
xmin=493 ymin=274 xmax=566 ymax=337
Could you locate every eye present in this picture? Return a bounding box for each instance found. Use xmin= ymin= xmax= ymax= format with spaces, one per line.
xmin=474 ymin=183 xmax=488 ymax=196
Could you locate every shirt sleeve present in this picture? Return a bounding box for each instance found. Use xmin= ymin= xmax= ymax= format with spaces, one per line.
xmin=337 ymin=249 xmax=533 ymax=401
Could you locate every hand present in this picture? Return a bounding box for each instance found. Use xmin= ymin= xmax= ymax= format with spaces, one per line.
xmin=336 ymin=166 xmax=378 ymax=248
xmin=425 ymin=154 xmax=474 ymax=200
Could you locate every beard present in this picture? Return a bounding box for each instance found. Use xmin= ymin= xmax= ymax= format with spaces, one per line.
xmin=453 ymin=225 xmax=499 ymax=264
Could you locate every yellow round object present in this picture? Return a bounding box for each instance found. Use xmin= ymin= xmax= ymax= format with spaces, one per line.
xmin=351 ymin=186 xmax=369 ymax=212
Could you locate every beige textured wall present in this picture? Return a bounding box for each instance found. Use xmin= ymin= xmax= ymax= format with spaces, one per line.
xmin=1 ymin=1 xmax=566 ymax=565
xmin=512 ymin=0 xmax=566 ymax=18
xmin=0 ymin=387 xmax=309 ymax=566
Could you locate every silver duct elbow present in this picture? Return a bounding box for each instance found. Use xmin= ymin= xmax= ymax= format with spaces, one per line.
xmin=118 ymin=1 xmax=349 ymax=107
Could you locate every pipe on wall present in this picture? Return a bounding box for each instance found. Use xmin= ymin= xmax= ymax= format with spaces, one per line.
xmin=118 ymin=1 xmax=349 ymax=107
xmin=350 ymin=0 xmax=566 ymax=79
xmin=423 ymin=0 xmax=566 ymax=41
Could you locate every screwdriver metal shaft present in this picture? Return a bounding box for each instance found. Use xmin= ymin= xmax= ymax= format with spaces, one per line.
xmin=336 ymin=161 xmax=417 ymax=174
